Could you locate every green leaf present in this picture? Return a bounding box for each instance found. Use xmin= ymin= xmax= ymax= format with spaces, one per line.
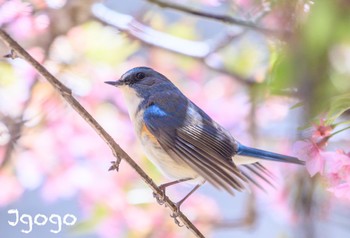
xmin=0 ymin=63 xmax=16 ymax=86
xmin=325 ymin=93 xmax=350 ymax=124
xmin=333 ymin=119 xmax=350 ymax=128
xmin=290 ymin=101 xmax=304 ymax=110
xmin=303 ymin=0 xmax=337 ymax=58
xmin=82 ymin=22 xmax=138 ymax=65
xmin=267 ymin=51 xmax=295 ymax=93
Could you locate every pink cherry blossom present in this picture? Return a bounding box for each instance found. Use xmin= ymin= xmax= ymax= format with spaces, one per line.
xmin=294 ymin=120 xmax=350 ymax=201
xmin=323 ymin=150 xmax=350 ymax=200
xmin=293 ymin=140 xmax=324 ymax=176
xmin=311 ymin=119 xmax=333 ymax=143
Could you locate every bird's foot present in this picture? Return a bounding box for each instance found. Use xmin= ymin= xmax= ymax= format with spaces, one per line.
xmin=153 ymin=178 xmax=194 ymax=206
xmin=153 ymin=185 xmax=166 ymax=205
xmin=170 ymin=202 xmax=184 ymax=227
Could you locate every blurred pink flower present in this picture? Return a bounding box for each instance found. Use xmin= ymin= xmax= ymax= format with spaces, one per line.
xmin=323 ymin=150 xmax=350 ymax=200
xmin=257 ymin=97 xmax=290 ymax=126
xmin=0 ymin=171 xmax=23 ymax=206
xmin=328 ymin=183 xmax=350 ymax=200
xmin=13 ymin=47 xmax=45 ymax=86
xmin=33 ymin=13 xmax=50 ymax=31
xmin=0 ymin=0 xmax=32 ymax=26
xmin=324 ymin=150 xmax=350 ymax=182
xmin=235 ymin=0 xmax=254 ymax=8
xmin=293 ymin=140 xmax=324 ymax=176
xmin=2 ymin=1 xmax=49 ymax=40
xmin=96 ymin=214 xmax=124 ymax=238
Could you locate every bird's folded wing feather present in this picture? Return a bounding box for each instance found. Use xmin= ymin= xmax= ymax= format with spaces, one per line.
xmin=143 ymin=101 xmax=249 ymax=194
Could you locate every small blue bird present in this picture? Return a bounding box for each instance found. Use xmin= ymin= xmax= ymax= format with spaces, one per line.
xmin=105 ymin=67 xmax=304 ymax=213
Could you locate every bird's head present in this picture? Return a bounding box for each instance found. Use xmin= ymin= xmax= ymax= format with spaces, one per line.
xmin=105 ymin=67 xmax=174 ymax=100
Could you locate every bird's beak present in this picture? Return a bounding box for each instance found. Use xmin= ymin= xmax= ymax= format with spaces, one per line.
xmin=104 ymin=80 xmax=124 ymax=87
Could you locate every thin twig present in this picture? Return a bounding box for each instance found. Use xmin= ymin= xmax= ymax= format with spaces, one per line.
xmin=147 ymin=0 xmax=286 ymax=36
xmin=1 ymin=27 xmax=56 ymax=168
xmin=0 ymin=29 xmax=205 ymax=238
xmin=91 ymin=3 xmax=258 ymax=85
xmin=0 ymin=115 xmax=24 ymax=167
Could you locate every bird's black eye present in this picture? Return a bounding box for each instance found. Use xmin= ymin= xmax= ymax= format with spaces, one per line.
xmin=135 ymin=72 xmax=145 ymax=80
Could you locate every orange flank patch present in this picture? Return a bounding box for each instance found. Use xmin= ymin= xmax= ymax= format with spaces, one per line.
xmin=141 ymin=123 xmax=158 ymax=143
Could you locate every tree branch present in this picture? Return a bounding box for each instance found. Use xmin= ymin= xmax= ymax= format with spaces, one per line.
xmin=0 ymin=29 xmax=205 ymax=238
xmin=147 ymin=0 xmax=285 ymax=36
xmin=92 ymin=3 xmax=259 ymax=85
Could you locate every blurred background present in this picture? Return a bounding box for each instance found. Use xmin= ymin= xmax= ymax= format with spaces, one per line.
xmin=1 ymin=0 xmax=350 ymax=237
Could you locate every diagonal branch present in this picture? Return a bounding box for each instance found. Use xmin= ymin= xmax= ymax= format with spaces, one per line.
xmin=0 ymin=29 xmax=205 ymax=238
xmin=92 ymin=3 xmax=258 ymax=85
xmin=147 ymin=0 xmax=285 ymax=36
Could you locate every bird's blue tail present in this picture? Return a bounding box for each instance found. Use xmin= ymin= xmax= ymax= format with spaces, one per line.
xmin=237 ymin=144 xmax=305 ymax=165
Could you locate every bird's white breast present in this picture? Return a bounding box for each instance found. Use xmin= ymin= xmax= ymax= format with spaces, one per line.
xmin=120 ymin=86 xmax=200 ymax=181
xmin=119 ymin=86 xmax=142 ymax=124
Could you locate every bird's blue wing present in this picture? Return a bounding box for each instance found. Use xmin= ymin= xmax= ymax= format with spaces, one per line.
xmin=143 ymin=96 xmax=248 ymax=194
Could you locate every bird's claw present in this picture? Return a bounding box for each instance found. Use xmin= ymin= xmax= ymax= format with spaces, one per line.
xmin=171 ymin=215 xmax=183 ymax=227
xmin=170 ymin=203 xmax=183 ymax=227
xmin=153 ymin=183 xmax=187 ymax=227
xmin=153 ymin=187 xmax=166 ymax=205
xmin=153 ymin=192 xmax=165 ymax=205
